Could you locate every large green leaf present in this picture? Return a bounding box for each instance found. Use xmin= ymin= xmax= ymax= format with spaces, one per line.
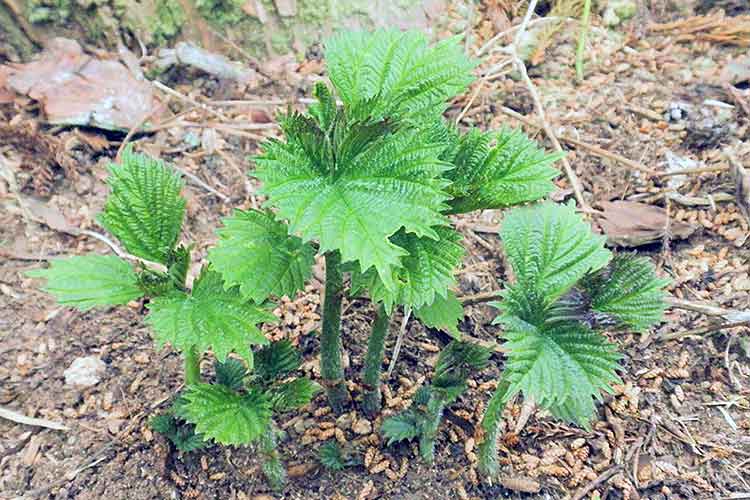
xmin=501 ymin=201 xmax=611 ymax=304
xmin=27 ymin=255 xmax=143 ymax=311
xmin=98 ymin=146 xmax=185 ymax=264
xmin=146 ymin=269 xmax=275 ymax=365
xmin=442 ymin=127 xmax=561 ymax=213
xmin=209 ymin=209 xmax=315 ymax=302
xmin=325 ymin=29 xmax=476 ymax=121
xmin=182 ymin=383 xmax=272 ymax=446
xmin=499 ymin=315 xmax=621 ymax=426
xmin=255 ymin=114 xmax=451 ymax=291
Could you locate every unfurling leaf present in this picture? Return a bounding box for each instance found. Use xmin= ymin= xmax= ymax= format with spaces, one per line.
xmin=98 ymin=146 xmax=185 ymax=263
xmin=215 ymin=358 xmax=248 ymax=391
xmin=27 ymin=255 xmax=143 ymax=310
xmin=254 ymin=340 xmax=302 ymax=382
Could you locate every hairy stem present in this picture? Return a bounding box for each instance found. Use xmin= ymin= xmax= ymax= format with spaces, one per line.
xmin=259 ymin=421 xmax=286 ymax=492
xmin=320 ymin=251 xmax=349 ymax=413
xmin=184 ymin=346 xmax=201 ymax=385
xmin=478 ymin=379 xmax=511 ymax=477
xmin=362 ymin=304 xmax=390 ymax=417
xmin=418 ymin=397 xmax=446 ymax=464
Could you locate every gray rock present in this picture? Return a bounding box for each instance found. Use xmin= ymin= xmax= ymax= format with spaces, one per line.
xmin=64 ymin=356 xmax=106 ymax=387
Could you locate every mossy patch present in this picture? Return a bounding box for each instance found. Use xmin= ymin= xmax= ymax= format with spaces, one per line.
xmin=195 ymin=0 xmax=245 ymax=25
xmin=150 ymin=0 xmax=186 ymax=43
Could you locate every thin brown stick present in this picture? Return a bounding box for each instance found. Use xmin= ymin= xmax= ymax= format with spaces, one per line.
xmin=653 ymin=165 xmax=729 ymax=178
xmin=659 ymin=320 xmax=750 ymax=341
xmin=572 ymin=465 xmax=623 ymax=500
xmin=0 ymin=405 xmax=68 ymax=431
xmin=499 ymin=106 xmax=656 ymax=176
xmin=502 ymin=0 xmax=591 ymax=213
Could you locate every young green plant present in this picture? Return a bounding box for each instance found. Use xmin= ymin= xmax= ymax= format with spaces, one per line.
xmin=28 ymin=148 xmax=319 ymax=490
xmin=211 ymin=29 xmax=562 ymax=415
xmin=476 ymin=201 xmax=669 ymax=477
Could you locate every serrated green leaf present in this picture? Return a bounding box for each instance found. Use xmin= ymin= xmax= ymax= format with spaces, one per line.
xmin=209 ymin=209 xmax=316 ymax=303
xmin=267 ymin=378 xmax=321 ymax=411
xmin=215 ymin=358 xmax=248 ymax=391
xmin=146 ymin=269 xmax=275 ymax=365
xmin=581 ymin=253 xmax=670 ymax=331
xmin=27 ymin=255 xmax=143 ymax=311
xmin=442 ymin=127 xmax=561 ymax=213
xmin=254 ymin=340 xmax=302 ymax=382
xmin=414 ymin=290 xmax=464 ymax=339
xmin=98 ymin=146 xmax=185 ymax=264
xmin=254 ymin=112 xmax=451 ymax=291
xmin=501 ymin=201 xmax=611 ymax=304
xmin=381 ymin=410 xmax=420 ymax=446
xmin=325 ymin=29 xmax=476 ymax=121
xmin=499 ymin=315 xmax=621 ymax=426
xmin=318 ymin=441 xmax=348 ymax=471
xmin=182 ymin=383 xmax=273 ymax=446
xmin=357 ymin=227 xmax=464 ymax=312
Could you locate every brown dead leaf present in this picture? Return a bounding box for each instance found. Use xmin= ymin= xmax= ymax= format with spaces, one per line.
xmin=4 ymin=38 xmax=158 ymax=131
xmin=499 ymin=475 xmax=541 ymax=494
xmin=595 ymin=201 xmax=697 ymax=247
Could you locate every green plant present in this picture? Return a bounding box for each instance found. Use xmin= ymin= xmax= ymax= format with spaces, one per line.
xmin=211 ymin=29 xmax=561 ymax=415
xmin=477 ymin=201 xmax=669 ymax=476
xmin=27 ymin=147 xmax=318 ymax=490
xmin=318 ymin=440 xmax=360 ymax=471
xmin=381 ymin=340 xmax=490 ymax=463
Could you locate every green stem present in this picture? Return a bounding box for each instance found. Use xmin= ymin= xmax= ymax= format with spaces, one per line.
xmin=419 ymin=396 xmax=446 ymax=464
xmin=575 ymin=0 xmax=592 ymax=83
xmin=184 ymin=346 xmax=201 ymax=385
xmin=259 ymin=421 xmax=286 ymax=492
xmin=362 ymin=304 xmax=390 ymax=417
xmin=477 ymin=379 xmax=511 ymax=477
xmin=320 ymin=251 xmax=349 ymax=413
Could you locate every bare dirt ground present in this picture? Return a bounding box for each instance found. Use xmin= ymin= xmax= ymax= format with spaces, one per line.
xmin=1 ymin=2 xmax=750 ymax=499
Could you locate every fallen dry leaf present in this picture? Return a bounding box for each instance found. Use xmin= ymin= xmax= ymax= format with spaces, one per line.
xmin=730 ymin=154 xmax=750 ymax=224
xmin=4 ymin=38 xmax=157 ymax=131
xmin=595 ymin=201 xmax=697 ymax=247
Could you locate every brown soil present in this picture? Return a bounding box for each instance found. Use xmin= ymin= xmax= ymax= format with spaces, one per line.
xmin=1 ymin=2 xmax=750 ymax=499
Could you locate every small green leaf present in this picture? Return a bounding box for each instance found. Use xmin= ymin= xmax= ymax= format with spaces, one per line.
xmin=415 ymin=290 xmax=464 ymax=339
xmin=209 ymin=210 xmax=316 ymax=303
xmin=318 ymin=441 xmax=348 ymax=471
xmin=582 ymin=253 xmax=670 ymax=331
xmin=182 ymin=383 xmax=273 ymax=446
xmin=358 ymin=227 xmax=464 ymax=312
xmin=215 ymin=358 xmax=248 ymax=391
xmin=500 ymin=316 xmax=621 ymax=426
xmin=443 ymin=127 xmax=561 ymax=213
xmin=267 ymin=378 xmax=321 ymax=411
xmin=27 ymin=255 xmax=143 ymax=311
xmin=501 ymin=201 xmax=611 ymax=304
xmin=381 ymin=410 xmax=420 ymax=446
xmin=98 ymin=146 xmax=185 ymax=264
xmin=147 ymin=269 xmax=276 ymax=365
xmin=325 ymin=29 xmax=476 ymax=120
xmin=254 ymin=340 xmax=302 ymax=382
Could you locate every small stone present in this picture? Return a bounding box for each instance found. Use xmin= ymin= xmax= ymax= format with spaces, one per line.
xmin=64 ymin=356 xmax=106 ymax=387
xmin=352 ymin=418 xmax=372 ymax=435
xmin=336 ymin=412 xmax=355 ymax=430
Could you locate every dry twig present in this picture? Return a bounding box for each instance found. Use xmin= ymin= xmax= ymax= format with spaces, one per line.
xmin=0 ymin=406 xmax=68 ymax=431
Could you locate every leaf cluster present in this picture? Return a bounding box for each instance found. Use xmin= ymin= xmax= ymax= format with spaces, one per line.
xmin=381 ymin=341 xmax=490 ymax=462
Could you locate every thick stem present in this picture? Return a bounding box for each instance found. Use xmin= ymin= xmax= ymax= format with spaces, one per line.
xmin=184 ymin=346 xmax=201 ymax=385
xmin=477 ymin=379 xmax=511 ymax=477
xmin=362 ymin=304 xmax=390 ymax=417
xmin=418 ymin=397 xmax=446 ymax=464
xmin=320 ymin=251 xmax=349 ymax=413
xmin=259 ymin=421 xmax=286 ymax=492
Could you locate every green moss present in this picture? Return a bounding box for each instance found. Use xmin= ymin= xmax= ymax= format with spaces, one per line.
xmin=150 ymin=0 xmax=186 ymax=43
xmin=195 ymin=0 xmax=244 ymax=24
xmin=26 ymin=0 xmax=72 ymax=24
